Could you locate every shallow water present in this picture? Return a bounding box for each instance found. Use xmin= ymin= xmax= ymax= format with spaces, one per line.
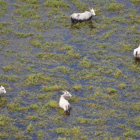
xmin=0 ymin=0 xmax=140 ymax=139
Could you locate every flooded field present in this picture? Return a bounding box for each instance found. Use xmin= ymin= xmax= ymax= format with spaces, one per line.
xmin=0 ymin=0 xmax=140 ymax=139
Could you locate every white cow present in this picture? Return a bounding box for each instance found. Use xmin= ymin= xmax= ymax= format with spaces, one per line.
xmin=70 ymin=8 xmax=96 ymax=22
xmin=133 ymin=44 xmax=140 ymax=59
xmin=0 ymin=86 xmax=6 ymax=95
xmin=59 ymin=90 xmax=72 ymax=114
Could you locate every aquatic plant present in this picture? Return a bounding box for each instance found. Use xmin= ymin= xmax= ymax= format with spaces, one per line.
xmin=107 ymin=88 xmax=118 ymax=95
xmin=105 ymin=3 xmax=124 ymax=11
xmin=41 ymin=85 xmax=63 ymax=91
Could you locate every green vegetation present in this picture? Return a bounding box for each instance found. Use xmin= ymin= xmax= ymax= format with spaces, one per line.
xmin=0 ymin=98 xmax=7 ymax=107
xmin=0 ymin=0 xmax=7 ymax=17
xmin=0 ymin=75 xmax=18 ymax=82
xmin=56 ymin=66 xmax=71 ymax=73
xmin=105 ymin=3 xmax=124 ymax=11
xmin=73 ymin=84 xmax=82 ymax=91
xmin=14 ymin=7 xmax=39 ymax=18
xmin=128 ymin=115 xmax=140 ymax=127
xmin=131 ymin=102 xmax=140 ymax=111
xmin=0 ymin=132 xmax=8 ymax=139
xmin=37 ymin=130 xmax=43 ymax=139
xmin=41 ymin=85 xmax=63 ymax=91
xmin=26 ymin=115 xmax=39 ymax=121
xmin=29 ymin=39 xmax=41 ymax=47
xmin=123 ymin=128 xmax=137 ymax=137
xmin=79 ymin=57 xmax=93 ymax=69
xmin=23 ymin=73 xmax=51 ymax=86
xmin=76 ymin=117 xmax=92 ymax=124
xmin=44 ymin=0 xmax=69 ymax=9
xmin=56 ymin=126 xmax=87 ymax=139
xmin=130 ymin=0 xmax=140 ymax=6
xmin=0 ymin=0 xmax=139 ymax=139
xmin=118 ymin=83 xmax=126 ymax=89
xmin=7 ymin=103 xmax=29 ymax=112
xmin=107 ymin=88 xmax=118 ymax=95
xmin=29 ymin=104 xmax=39 ymax=110
xmin=0 ymin=115 xmax=12 ymax=127
xmin=45 ymin=100 xmax=58 ymax=109
xmin=26 ymin=123 xmax=34 ymax=133
xmin=15 ymin=32 xmax=34 ymax=38
xmin=0 ymin=22 xmax=13 ymax=34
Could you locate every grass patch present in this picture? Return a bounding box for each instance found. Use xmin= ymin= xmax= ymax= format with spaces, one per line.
xmin=94 ymin=119 xmax=106 ymax=125
xmin=29 ymin=104 xmax=39 ymax=111
xmin=86 ymin=103 xmax=103 ymax=109
xmin=14 ymin=7 xmax=39 ymax=18
xmin=118 ymin=83 xmax=126 ymax=89
xmin=41 ymin=85 xmax=63 ymax=91
xmin=37 ymin=130 xmax=43 ymax=139
xmin=0 ymin=22 xmax=13 ymax=34
xmin=71 ymin=0 xmax=87 ymax=11
xmin=79 ymin=57 xmax=93 ymax=69
xmin=105 ymin=3 xmax=124 ymax=11
xmin=29 ymin=38 xmax=41 ymax=47
xmin=76 ymin=117 xmax=92 ymax=124
xmin=128 ymin=116 xmax=140 ymax=127
xmin=0 ymin=0 xmax=7 ymax=17
xmin=130 ymin=0 xmax=140 ymax=6
xmin=0 ymin=115 xmax=12 ymax=127
xmin=26 ymin=123 xmax=35 ymax=133
xmin=107 ymin=88 xmax=118 ymax=95
xmin=0 ymin=75 xmax=18 ymax=82
xmin=73 ymin=84 xmax=82 ymax=91
xmin=0 ymin=98 xmax=7 ymax=107
xmin=113 ymin=69 xmax=123 ymax=78
xmin=39 ymin=92 xmax=54 ymax=100
xmin=23 ymin=73 xmax=51 ymax=86
xmin=15 ymin=32 xmax=34 ymax=38
xmin=44 ymin=0 xmax=69 ymax=9
xmin=56 ymin=66 xmax=71 ymax=73
xmin=123 ymin=128 xmax=137 ymax=137
xmin=56 ymin=126 xmax=86 ymax=139
xmin=0 ymin=132 xmax=8 ymax=139
xmin=21 ymin=0 xmax=39 ymax=4
xmin=67 ymin=49 xmax=81 ymax=59
xmin=7 ymin=103 xmax=29 ymax=112
xmin=45 ymin=100 xmax=58 ymax=108
xmin=26 ymin=115 xmax=39 ymax=121
xmin=131 ymin=101 xmax=140 ymax=111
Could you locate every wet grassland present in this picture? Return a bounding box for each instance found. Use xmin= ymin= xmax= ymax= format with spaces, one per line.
xmin=0 ymin=0 xmax=140 ymax=139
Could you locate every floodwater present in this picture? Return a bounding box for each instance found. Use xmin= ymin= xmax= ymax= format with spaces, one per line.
xmin=0 ymin=0 xmax=140 ymax=139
